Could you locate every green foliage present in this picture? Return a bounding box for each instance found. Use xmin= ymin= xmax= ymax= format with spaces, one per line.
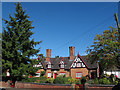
xmin=81 ymin=76 xmax=86 ymax=84
xmin=102 ymin=78 xmax=111 ymax=85
xmin=53 ymin=76 xmax=82 ymax=84
xmin=0 ymin=33 xmax=1 ymax=58
xmin=21 ymin=77 xmax=38 ymax=83
xmin=75 ymin=79 xmax=81 ymax=84
xmin=64 ymin=77 xmax=72 ymax=84
xmin=109 ymin=74 xmax=115 ymax=82
xmin=2 ymin=2 xmax=42 ymax=83
xmin=87 ymin=80 xmax=95 ymax=84
xmin=67 ymin=78 xmax=76 ymax=84
xmin=87 ymin=77 xmax=119 ymax=85
xmin=40 ymin=71 xmax=45 ymax=77
xmin=46 ymin=78 xmax=54 ymax=84
xmin=39 ymin=76 xmax=47 ymax=83
xmin=86 ymin=26 xmax=120 ymax=75
xmin=53 ymin=76 xmax=65 ymax=84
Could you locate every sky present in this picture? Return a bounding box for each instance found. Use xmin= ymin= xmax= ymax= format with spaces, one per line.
xmin=2 ymin=2 xmax=118 ymax=59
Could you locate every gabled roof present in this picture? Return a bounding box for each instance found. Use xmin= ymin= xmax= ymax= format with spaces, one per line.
xmin=80 ymin=56 xmax=97 ymax=69
xmin=39 ymin=54 xmax=97 ymax=70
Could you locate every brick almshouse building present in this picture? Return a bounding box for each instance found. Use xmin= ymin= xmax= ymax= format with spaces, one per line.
xmin=35 ymin=46 xmax=99 ymax=79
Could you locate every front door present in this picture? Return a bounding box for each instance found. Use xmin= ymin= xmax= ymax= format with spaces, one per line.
xmin=54 ymin=73 xmax=57 ymax=79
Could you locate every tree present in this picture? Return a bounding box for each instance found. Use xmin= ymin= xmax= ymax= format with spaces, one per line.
xmin=86 ymin=26 xmax=120 ymax=76
xmin=0 ymin=32 xmax=2 ymax=58
xmin=2 ymin=3 xmax=42 ymax=86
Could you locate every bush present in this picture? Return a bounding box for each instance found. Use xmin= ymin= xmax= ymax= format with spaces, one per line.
xmin=93 ymin=78 xmax=99 ymax=84
xmin=40 ymin=71 xmax=45 ymax=77
xmin=21 ymin=77 xmax=38 ymax=83
xmin=87 ymin=80 xmax=94 ymax=84
xmin=81 ymin=77 xmax=86 ymax=84
xmin=109 ymin=74 xmax=115 ymax=82
xmin=102 ymin=78 xmax=111 ymax=85
xmin=53 ymin=76 xmax=65 ymax=84
xmin=98 ymin=78 xmax=111 ymax=85
xmin=64 ymin=77 xmax=72 ymax=84
xmin=67 ymin=78 xmax=76 ymax=84
xmin=75 ymin=79 xmax=81 ymax=84
xmin=47 ymin=78 xmax=54 ymax=84
xmin=39 ymin=76 xmax=47 ymax=83
xmin=99 ymin=78 xmax=103 ymax=84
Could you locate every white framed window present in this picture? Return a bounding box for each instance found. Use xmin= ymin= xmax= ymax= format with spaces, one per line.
xmin=48 ymin=72 xmax=51 ymax=78
xmin=48 ymin=64 xmax=51 ymax=68
xmin=59 ymin=72 xmax=66 ymax=76
xmin=76 ymin=72 xmax=83 ymax=78
xmin=61 ymin=64 xmax=64 ymax=68
xmin=77 ymin=63 xmax=81 ymax=67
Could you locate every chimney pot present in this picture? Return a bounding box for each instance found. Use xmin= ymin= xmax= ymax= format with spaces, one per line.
xmin=46 ymin=49 xmax=51 ymax=62
xmin=69 ymin=46 xmax=75 ymax=60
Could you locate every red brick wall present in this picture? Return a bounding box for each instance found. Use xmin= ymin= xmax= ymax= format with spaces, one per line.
xmin=0 ymin=81 xmax=71 ymax=88
xmin=87 ymin=86 xmax=113 ymax=90
xmin=71 ymin=68 xmax=88 ymax=78
xmin=16 ymin=82 xmax=71 ymax=88
xmin=0 ymin=81 xmax=9 ymax=88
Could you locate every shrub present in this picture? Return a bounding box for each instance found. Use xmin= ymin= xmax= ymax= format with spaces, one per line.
xmin=103 ymin=74 xmax=110 ymax=78
xmin=99 ymin=78 xmax=103 ymax=84
xmin=75 ymin=79 xmax=81 ymax=84
xmin=64 ymin=77 xmax=72 ymax=84
xmin=40 ymin=71 xmax=45 ymax=77
xmin=39 ymin=76 xmax=47 ymax=83
xmin=67 ymin=78 xmax=76 ymax=84
xmin=47 ymin=78 xmax=54 ymax=84
xmin=81 ymin=77 xmax=86 ymax=84
xmin=21 ymin=77 xmax=38 ymax=83
xmin=87 ymin=80 xmax=94 ymax=84
xmin=102 ymin=78 xmax=111 ymax=85
xmin=53 ymin=76 xmax=65 ymax=84
xmin=93 ymin=78 xmax=99 ymax=84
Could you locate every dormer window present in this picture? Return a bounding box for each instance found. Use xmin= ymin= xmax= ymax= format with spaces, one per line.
xmin=60 ymin=60 xmax=65 ymax=69
xmin=61 ymin=63 xmax=64 ymax=68
xmin=48 ymin=64 xmax=51 ymax=68
xmin=48 ymin=61 xmax=51 ymax=69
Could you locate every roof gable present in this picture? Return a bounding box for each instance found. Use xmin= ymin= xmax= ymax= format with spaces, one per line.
xmin=38 ymin=54 xmax=98 ymax=70
xmin=59 ymin=57 xmax=65 ymax=64
xmin=70 ymin=54 xmax=88 ymax=69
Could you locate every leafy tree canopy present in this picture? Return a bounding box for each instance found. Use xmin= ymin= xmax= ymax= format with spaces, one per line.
xmin=86 ymin=26 xmax=120 ymax=72
xmin=2 ymin=2 xmax=42 ymax=83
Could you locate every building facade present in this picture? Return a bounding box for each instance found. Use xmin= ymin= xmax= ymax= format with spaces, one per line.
xmin=35 ymin=46 xmax=99 ymax=79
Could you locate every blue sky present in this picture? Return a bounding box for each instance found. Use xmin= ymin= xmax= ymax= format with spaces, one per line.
xmin=2 ymin=2 xmax=118 ymax=58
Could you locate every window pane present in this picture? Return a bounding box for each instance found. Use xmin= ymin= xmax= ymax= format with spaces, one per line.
xmin=61 ymin=64 xmax=64 ymax=68
xmin=48 ymin=73 xmax=51 ymax=77
xmin=76 ymin=73 xmax=82 ymax=78
xmin=59 ymin=73 xmax=66 ymax=76
xmin=48 ymin=64 xmax=51 ymax=68
xmin=77 ymin=63 xmax=81 ymax=67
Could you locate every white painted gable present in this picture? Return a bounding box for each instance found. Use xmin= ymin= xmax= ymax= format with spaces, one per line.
xmin=71 ymin=57 xmax=86 ymax=68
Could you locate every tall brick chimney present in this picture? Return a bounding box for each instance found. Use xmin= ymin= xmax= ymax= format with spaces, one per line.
xmin=46 ymin=49 xmax=51 ymax=62
xmin=69 ymin=46 xmax=75 ymax=60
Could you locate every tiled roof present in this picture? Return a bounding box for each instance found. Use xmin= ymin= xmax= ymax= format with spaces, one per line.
xmin=41 ymin=56 xmax=97 ymax=70
xmin=80 ymin=56 xmax=97 ymax=69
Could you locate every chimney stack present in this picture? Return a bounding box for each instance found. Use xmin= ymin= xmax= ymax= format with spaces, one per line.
xmin=46 ymin=49 xmax=51 ymax=62
xmin=69 ymin=46 xmax=75 ymax=60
